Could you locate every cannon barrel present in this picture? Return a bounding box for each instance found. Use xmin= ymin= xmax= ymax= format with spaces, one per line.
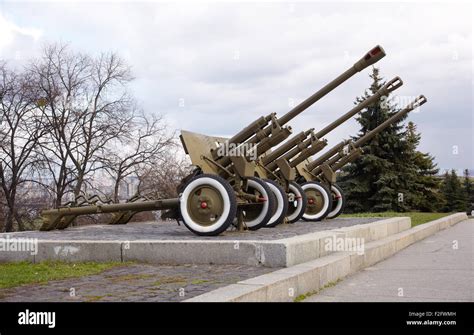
xmin=311 ymin=95 xmax=428 ymax=175
xmin=255 ymin=126 xmax=293 ymax=157
xmin=311 ymin=147 xmax=357 ymax=176
xmin=211 ymin=113 xmax=274 ymax=160
xmin=314 ymin=76 xmax=403 ymax=139
xmin=280 ymin=76 xmax=402 ymax=169
xmin=276 ymin=131 xmax=317 ymax=163
xmin=289 ymin=140 xmax=328 ymax=167
xmin=353 ymin=95 xmax=427 ymax=148
xmin=227 ymin=113 xmax=273 ymax=147
xmin=261 ymin=129 xmax=314 ymax=166
xmin=277 ymin=46 xmax=386 ymax=127
xmin=331 ymin=148 xmax=363 ymax=171
xmin=244 ymin=45 xmax=386 ymax=145
xmin=265 ymin=130 xmax=322 ymax=171
xmin=306 ymin=139 xmax=350 ymax=171
xmin=263 ymin=75 xmax=401 ymax=172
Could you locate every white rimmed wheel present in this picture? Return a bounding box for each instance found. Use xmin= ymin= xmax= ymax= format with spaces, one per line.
xmin=180 ymin=174 xmax=237 ymax=236
xmin=301 ymin=181 xmax=332 ymax=221
xmin=262 ymin=179 xmax=288 ymax=227
xmin=286 ymin=181 xmax=307 ymax=223
xmin=241 ymin=177 xmax=276 ymax=230
xmin=326 ymin=184 xmax=345 ymax=219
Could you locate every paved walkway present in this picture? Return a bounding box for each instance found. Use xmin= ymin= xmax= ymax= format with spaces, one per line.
xmin=305 ymin=219 xmax=473 ymax=302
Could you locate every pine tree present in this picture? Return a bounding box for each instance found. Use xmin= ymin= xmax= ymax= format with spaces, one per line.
xmin=403 ymin=122 xmax=444 ymax=212
xmin=339 ymin=67 xmax=412 ymax=212
xmin=463 ymin=169 xmax=473 ymax=214
xmin=441 ymin=169 xmax=466 ymax=212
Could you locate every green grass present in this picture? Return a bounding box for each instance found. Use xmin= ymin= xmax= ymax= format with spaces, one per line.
xmin=340 ymin=212 xmax=451 ymax=227
xmin=0 ymin=261 xmax=126 ymax=289
xmin=191 ymin=279 xmax=211 ymax=285
xmin=152 ymin=276 xmax=188 ymax=286
xmin=294 ymin=279 xmax=342 ymax=302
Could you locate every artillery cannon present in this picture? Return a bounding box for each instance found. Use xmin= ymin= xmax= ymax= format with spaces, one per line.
xmin=174 ymin=45 xmax=386 ymax=234
xmin=254 ymin=76 xmax=403 ymax=225
xmin=40 ymin=45 xmax=386 ymax=236
xmin=294 ymin=95 xmax=428 ymax=221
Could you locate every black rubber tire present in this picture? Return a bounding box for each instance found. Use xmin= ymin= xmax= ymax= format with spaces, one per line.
xmin=243 ymin=177 xmax=276 ymax=231
xmin=286 ymin=181 xmax=308 ymax=223
xmin=326 ymin=183 xmax=346 ymax=219
xmin=301 ymin=181 xmax=333 ymax=222
xmin=179 ymin=174 xmax=237 ymax=236
xmin=262 ymin=179 xmax=289 ymax=227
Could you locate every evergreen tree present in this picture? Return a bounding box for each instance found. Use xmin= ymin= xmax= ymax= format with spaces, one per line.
xmin=463 ymin=169 xmax=473 ymax=214
xmin=339 ymin=67 xmax=412 ymax=212
xmin=403 ymin=122 xmax=444 ymax=212
xmin=441 ymin=169 xmax=466 ymax=212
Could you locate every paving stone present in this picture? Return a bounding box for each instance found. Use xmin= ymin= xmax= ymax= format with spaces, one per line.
xmin=1 ymin=218 xmax=381 ymax=241
xmin=0 ymin=263 xmax=277 ymax=302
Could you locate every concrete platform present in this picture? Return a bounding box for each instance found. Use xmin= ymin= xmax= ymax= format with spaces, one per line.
xmin=0 ymin=217 xmax=411 ymax=267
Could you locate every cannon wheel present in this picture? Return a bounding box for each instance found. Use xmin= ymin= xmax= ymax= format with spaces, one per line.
xmin=301 ymin=181 xmax=332 ymax=221
xmin=286 ymin=181 xmax=307 ymax=223
xmin=180 ymin=174 xmax=237 ymax=236
xmin=262 ymin=179 xmax=288 ymax=227
xmin=326 ymin=184 xmax=345 ymax=219
xmin=242 ymin=177 xmax=276 ymax=230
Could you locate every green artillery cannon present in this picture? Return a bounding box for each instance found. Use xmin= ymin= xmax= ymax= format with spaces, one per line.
xmin=40 ymin=45 xmax=386 ymax=236
xmin=176 ymin=45 xmax=386 ymax=234
xmin=253 ymin=76 xmax=403 ymax=225
xmin=294 ymin=95 xmax=428 ymax=221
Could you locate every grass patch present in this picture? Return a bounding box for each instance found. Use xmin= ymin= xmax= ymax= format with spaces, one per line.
xmin=106 ymin=273 xmax=154 ymax=283
xmin=83 ymin=295 xmax=105 ymax=302
xmin=153 ymin=276 xmax=187 ymax=286
xmin=294 ymin=279 xmax=342 ymax=302
xmin=340 ymin=212 xmax=451 ymax=227
xmin=0 ymin=261 xmax=126 ymax=290
xmin=190 ymin=279 xmax=211 ymax=285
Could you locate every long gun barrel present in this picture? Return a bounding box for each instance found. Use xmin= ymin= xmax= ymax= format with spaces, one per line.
xmin=314 ymin=76 xmax=402 ymax=138
xmin=311 ymin=95 xmax=428 ymax=175
xmin=305 ymin=139 xmax=350 ymax=171
xmin=277 ymin=46 xmax=386 ymax=127
xmin=267 ymin=131 xmax=326 ymax=171
xmin=330 ymin=148 xmax=363 ymax=172
xmin=242 ymin=45 xmax=386 ymax=146
xmin=352 ymin=95 xmax=427 ymax=148
xmin=261 ymin=129 xmax=314 ymax=165
xmin=212 ymin=46 xmax=386 ymax=169
xmin=265 ymin=76 xmax=402 ymax=171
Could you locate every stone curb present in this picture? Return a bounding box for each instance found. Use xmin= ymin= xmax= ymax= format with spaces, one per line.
xmin=184 ymin=213 xmax=468 ymax=302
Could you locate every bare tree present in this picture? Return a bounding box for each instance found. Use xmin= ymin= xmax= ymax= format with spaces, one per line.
xmin=31 ymin=43 xmax=134 ymax=206
xmin=0 ymin=188 xmax=5 ymax=230
xmin=99 ymin=111 xmax=175 ymax=202
xmin=0 ymin=62 xmax=47 ymax=232
xmin=0 ymin=43 xmax=183 ymax=230
xmin=138 ymin=149 xmax=192 ymax=200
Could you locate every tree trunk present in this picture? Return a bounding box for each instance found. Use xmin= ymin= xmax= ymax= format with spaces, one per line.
xmin=54 ymin=184 xmax=64 ymax=208
xmin=113 ymin=176 xmax=121 ymax=203
xmin=74 ymin=174 xmax=84 ymax=201
xmin=14 ymin=209 xmax=24 ymax=231
xmin=3 ymin=210 xmax=14 ymax=232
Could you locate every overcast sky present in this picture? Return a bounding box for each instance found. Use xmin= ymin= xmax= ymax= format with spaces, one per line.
xmin=0 ymin=0 xmax=472 ymax=172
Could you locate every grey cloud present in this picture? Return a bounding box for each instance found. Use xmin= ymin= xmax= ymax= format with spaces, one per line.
xmin=0 ymin=1 xmax=472 ymax=170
